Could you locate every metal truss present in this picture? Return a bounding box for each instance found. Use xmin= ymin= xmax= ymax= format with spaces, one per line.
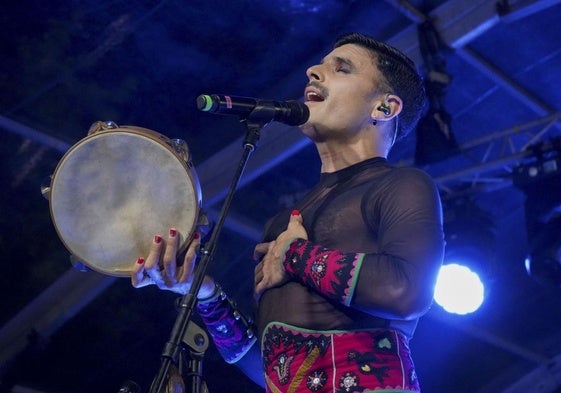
xmin=433 ymin=111 xmax=561 ymax=198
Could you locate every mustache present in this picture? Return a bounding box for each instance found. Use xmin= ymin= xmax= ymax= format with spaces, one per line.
xmin=306 ymin=81 xmax=328 ymax=99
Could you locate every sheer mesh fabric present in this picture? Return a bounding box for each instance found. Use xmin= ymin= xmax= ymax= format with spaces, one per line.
xmin=257 ymin=157 xmax=444 ymax=339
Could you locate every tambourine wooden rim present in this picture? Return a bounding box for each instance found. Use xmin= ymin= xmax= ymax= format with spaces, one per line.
xmin=48 ymin=124 xmax=201 ymax=277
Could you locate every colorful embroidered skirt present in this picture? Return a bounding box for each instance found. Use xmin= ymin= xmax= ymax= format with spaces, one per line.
xmin=261 ymin=323 xmax=420 ymax=393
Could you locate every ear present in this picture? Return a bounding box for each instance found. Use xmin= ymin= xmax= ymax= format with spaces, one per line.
xmin=371 ymin=94 xmax=403 ymax=122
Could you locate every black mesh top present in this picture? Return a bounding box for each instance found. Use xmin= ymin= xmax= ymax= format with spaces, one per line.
xmin=256 ymin=157 xmax=445 ymax=338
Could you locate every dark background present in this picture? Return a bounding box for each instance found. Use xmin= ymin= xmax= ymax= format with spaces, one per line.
xmin=2 ymin=1 xmax=561 ymax=392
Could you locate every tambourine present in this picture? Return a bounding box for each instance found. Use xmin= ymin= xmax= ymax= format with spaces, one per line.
xmin=43 ymin=121 xmax=202 ymax=277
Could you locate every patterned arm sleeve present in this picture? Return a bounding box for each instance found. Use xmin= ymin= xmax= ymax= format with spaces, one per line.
xmin=282 ymin=238 xmax=365 ymax=306
xmin=196 ymin=284 xmax=257 ymax=364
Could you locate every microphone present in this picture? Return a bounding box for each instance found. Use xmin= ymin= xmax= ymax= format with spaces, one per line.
xmin=196 ymin=94 xmax=309 ymax=126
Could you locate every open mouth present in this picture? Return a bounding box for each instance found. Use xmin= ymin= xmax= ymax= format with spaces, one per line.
xmin=306 ymin=91 xmax=324 ymax=102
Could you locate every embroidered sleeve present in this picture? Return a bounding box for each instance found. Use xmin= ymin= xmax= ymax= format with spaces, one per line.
xmin=282 ymin=238 xmax=365 ymax=306
xmin=196 ymin=285 xmax=257 ymax=364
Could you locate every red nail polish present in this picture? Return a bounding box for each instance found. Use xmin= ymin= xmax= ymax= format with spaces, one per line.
xmin=193 ymin=232 xmax=200 ymax=239
xmin=169 ymin=228 xmax=177 ymax=237
xmin=291 ymin=209 xmax=300 ymax=216
xmin=154 ymin=235 xmax=162 ymax=244
xmin=136 ymin=257 xmax=145 ymax=264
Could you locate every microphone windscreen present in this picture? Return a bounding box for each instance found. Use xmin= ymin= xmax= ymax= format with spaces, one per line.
xmin=196 ymin=94 xmax=214 ymax=112
xmin=285 ymin=100 xmax=310 ymax=126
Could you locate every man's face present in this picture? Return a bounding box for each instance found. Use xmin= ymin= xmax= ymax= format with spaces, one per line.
xmin=301 ymin=43 xmax=383 ymax=140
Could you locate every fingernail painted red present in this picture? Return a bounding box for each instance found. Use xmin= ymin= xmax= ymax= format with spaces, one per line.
xmin=193 ymin=233 xmax=200 ymax=239
xmin=154 ymin=235 xmax=162 ymax=244
xmin=169 ymin=228 xmax=177 ymax=237
xmin=136 ymin=257 xmax=145 ymax=264
xmin=291 ymin=209 xmax=300 ymax=216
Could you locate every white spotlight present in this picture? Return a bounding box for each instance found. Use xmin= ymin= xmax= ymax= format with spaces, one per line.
xmin=434 ymin=263 xmax=485 ymax=315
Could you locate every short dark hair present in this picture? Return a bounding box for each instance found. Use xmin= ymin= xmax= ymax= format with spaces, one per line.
xmin=334 ymin=33 xmax=427 ymax=141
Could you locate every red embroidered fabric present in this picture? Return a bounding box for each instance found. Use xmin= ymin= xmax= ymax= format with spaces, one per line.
xmin=283 ymin=239 xmax=364 ymax=306
xmin=262 ymin=323 xmax=420 ymax=393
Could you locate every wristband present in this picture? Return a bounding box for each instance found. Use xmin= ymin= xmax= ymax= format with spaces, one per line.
xmin=196 ymin=284 xmax=257 ymax=363
xmin=283 ymin=239 xmax=364 ymax=306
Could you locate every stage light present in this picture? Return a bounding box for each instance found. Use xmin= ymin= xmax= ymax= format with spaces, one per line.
xmin=435 ymin=199 xmax=496 ymax=315
xmin=523 ymin=215 xmax=561 ymax=287
xmin=513 ymin=139 xmax=561 ymax=287
xmin=434 ymin=263 xmax=485 ymax=315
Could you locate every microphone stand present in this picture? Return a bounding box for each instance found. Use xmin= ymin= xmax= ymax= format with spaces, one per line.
xmin=148 ymin=110 xmax=273 ymax=393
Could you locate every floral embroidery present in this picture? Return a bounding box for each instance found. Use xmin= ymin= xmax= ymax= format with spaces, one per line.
xmin=273 ymin=352 xmax=295 ymax=385
xmin=306 ymin=370 xmax=327 ymax=391
xmin=338 ymin=371 xmax=360 ymax=393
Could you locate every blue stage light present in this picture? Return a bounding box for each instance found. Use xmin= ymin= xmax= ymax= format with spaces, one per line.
xmin=438 ymin=198 xmax=496 ymax=315
xmin=434 ymin=263 xmax=485 ymax=315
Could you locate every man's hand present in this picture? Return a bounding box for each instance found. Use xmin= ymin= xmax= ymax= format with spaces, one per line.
xmin=253 ymin=210 xmax=307 ymax=300
xmin=131 ymin=229 xmax=215 ymax=298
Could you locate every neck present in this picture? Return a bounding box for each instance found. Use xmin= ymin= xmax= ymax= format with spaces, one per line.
xmin=315 ymin=138 xmax=388 ymax=173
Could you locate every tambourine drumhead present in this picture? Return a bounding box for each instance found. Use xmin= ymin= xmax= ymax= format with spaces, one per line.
xmin=49 ymin=126 xmax=201 ymax=277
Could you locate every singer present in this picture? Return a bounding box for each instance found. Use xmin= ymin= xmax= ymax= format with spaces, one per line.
xmin=132 ymin=33 xmax=444 ymax=393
